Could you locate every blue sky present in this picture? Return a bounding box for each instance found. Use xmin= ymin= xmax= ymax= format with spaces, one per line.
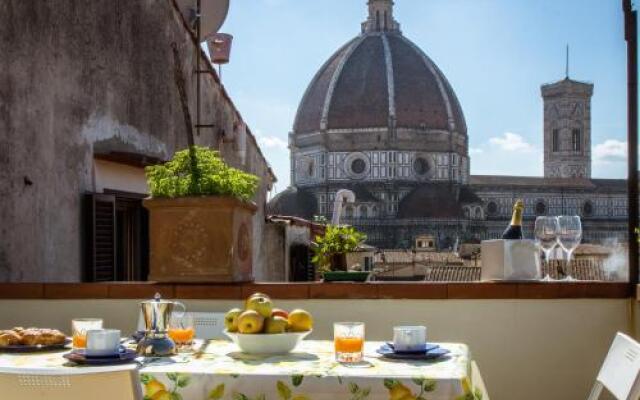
xmin=215 ymin=0 xmax=631 ymax=192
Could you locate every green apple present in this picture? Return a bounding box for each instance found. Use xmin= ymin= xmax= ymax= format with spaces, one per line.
xmin=245 ymin=292 xmax=271 ymax=308
xmin=264 ymin=316 xmax=288 ymax=334
xmin=224 ymin=308 xmax=243 ymax=332
xmin=245 ymin=295 xmax=273 ymax=318
xmin=237 ymin=310 xmax=264 ymax=334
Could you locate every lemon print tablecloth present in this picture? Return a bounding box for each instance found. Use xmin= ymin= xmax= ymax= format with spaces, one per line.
xmin=0 ymin=340 xmax=482 ymax=400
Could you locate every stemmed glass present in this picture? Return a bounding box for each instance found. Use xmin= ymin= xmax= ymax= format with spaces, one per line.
xmin=168 ymin=312 xmax=195 ymax=353
xmin=534 ymin=216 xmax=559 ymax=281
xmin=557 ymin=216 xmax=582 ymax=281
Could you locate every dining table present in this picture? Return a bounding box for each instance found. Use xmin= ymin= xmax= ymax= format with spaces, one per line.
xmin=0 ymin=340 xmax=485 ymax=400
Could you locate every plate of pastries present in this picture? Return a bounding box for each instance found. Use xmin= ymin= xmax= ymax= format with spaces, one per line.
xmin=0 ymin=327 xmax=69 ymax=352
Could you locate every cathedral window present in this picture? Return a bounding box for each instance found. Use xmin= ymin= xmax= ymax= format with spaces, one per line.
xmin=572 ymin=129 xmax=581 ymax=152
xmin=376 ymin=10 xmax=381 ymax=31
xmin=413 ymin=157 xmax=430 ymax=177
xmin=351 ymin=159 xmax=366 ymax=174
xmin=535 ymin=200 xmax=547 ymax=216
xmin=360 ymin=205 xmax=368 ymax=218
xmin=487 ymin=201 xmax=498 ymax=216
xmin=552 ymin=129 xmax=560 ymax=152
xmin=583 ymin=201 xmax=593 ymax=217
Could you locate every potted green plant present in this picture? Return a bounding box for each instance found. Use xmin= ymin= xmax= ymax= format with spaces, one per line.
xmin=311 ymin=225 xmax=368 ymax=282
xmin=144 ymin=146 xmax=259 ymax=282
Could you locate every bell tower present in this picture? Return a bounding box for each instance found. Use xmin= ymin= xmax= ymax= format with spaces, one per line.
xmin=362 ymin=0 xmax=400 ymax=34
xmin=541 ymin=78 xmax=594 ymax=179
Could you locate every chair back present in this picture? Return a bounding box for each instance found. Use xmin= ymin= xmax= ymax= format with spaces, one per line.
xmin=588 ymin=332 xmax=640 ymax=400
xmin=137 ymin=311 xmax=226 ymax=339
xmin=0 ymin=367 xmax=141 ymax=400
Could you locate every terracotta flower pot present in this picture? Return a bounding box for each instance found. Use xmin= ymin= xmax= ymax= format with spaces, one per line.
xmin=143 ymin=196 xmax=257 ymax=282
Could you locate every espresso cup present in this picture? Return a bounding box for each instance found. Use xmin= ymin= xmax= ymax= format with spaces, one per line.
xmin=86 ymin=329 xmax=121 ymax=356
xmin=393 ymin=326 xmax=427 ymax=352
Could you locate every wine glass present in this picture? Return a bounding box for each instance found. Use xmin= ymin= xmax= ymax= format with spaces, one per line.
xmin=557 ymin=216 xmax=582 ymax=281
xmin=534 ymin=216 xmax=559 ymax=281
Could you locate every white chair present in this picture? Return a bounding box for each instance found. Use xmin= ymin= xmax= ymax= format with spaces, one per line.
xmin=137 ymin=311 xmax=226 ymax=339
xmin=0 ymin=366 xmax=142 ymax=400
xmin=588 ymin=332 xmax=640 ymax=400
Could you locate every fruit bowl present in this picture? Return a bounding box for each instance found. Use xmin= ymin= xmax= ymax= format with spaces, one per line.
xmin=224 ymin=330 xmax=311 ymax=354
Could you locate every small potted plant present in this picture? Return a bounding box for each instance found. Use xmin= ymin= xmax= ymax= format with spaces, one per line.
xmin=144 ymin=146 xmax=259 ymax=282
xmin=311 ymin=225 xmax=368 ymax=282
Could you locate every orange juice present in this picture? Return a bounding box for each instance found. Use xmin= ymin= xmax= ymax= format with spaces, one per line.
xmin=72 ymin=334 xmax=87 ymax=348
xmin=168 ymin=327 xmax=194 ymax=344
xmin=334 ymin=337 xmax=364 ymax=353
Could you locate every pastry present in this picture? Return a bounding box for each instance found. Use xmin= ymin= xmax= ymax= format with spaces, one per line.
xmin=0 ymin=330 xmax=22 ymax=346
xmin=20 ymin=328 xmax=66 ymax=346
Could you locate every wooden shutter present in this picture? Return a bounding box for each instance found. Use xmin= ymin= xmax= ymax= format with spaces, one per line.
xmin=84 ymin=193 xmax=116 ymax=282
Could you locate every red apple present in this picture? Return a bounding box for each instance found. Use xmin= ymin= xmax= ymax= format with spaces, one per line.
xmin=271 ymin=308 xmax=289 ymax=319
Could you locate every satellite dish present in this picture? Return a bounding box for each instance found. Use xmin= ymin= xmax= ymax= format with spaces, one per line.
xmin=176 ymin=0 xmax=230 ymax=39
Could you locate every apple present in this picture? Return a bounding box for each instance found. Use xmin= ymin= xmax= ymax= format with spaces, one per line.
xmin=264 ymin=316 xmax=288 ymax=334
xmin=246 ymin=295 xmax=273 ymax=318
xmin=237 ymin=310 xmax=264 ymax=334
xmin=288 ymin=309 xmax=313 ymax=332
xmin=224 ymin=308 xmax=243 ymax=332
xmin=245 ymin=292 xmax=271 ymax=308
xmin=271 ymin=308 xmax=289 ymax=319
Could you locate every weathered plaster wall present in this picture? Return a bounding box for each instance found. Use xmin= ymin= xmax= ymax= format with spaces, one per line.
xmin=0 ymin=0 xmax=274 ymax=281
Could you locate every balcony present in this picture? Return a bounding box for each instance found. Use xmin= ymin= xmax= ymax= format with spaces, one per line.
xmin=0 ymin=281 xmax=636 ymax=400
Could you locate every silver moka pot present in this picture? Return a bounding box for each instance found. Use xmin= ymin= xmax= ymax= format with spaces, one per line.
xmin=137 ymin=293 xmax=186 ymax=356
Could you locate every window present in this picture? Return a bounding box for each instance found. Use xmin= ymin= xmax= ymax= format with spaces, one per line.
xmin=351 ymin=159 xmax=366 ymax=174
xmin=552 ymin=129 xmax=560 ymax=152
xmin=413 ymin=157 xmax=430 ymax=176
xmin=360 ymin=205 xmax=368 ymax=218
xmin=583 ymin=201 xmax=594 ymax=217
xmin=572 ymin=128 xmax=581 ymax=152
xmin=535 ymin=200 xmax=547 ymax=216
xmin=487 ymin=201 xmax=498 ymax=216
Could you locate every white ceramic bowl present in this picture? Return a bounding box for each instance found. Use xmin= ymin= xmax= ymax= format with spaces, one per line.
xmin=224 ymin=330 xmax=311 ymax=354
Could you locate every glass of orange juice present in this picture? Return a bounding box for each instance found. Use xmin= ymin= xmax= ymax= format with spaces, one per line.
xmin=169 ymin=312 xmax=195 ymax=353
xmin=334 ymin=322 xmax=365 ymax=363
xmin=71 ymin=318 xmax=103 ymax=350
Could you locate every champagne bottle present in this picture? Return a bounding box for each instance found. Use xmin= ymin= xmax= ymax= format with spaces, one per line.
xmin=502 ymin=199 xmax=524 ymax=239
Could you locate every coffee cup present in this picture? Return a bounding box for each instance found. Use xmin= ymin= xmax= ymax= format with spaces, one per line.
xmin=393 ymin=326 xmax=426 ymax=352
xmin=86 ymin=329 xmax=121 ymax=356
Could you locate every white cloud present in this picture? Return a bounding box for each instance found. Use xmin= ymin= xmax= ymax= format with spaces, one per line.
xmin=488 ymin=132 xmax=535 ymax=152
xmin=469 ymin=147 xmax=483 ymax=154
xmin=593 ymin=139 xmax=627 ymax=164
xmin=257 ymin=133 xmax=288 ymax=150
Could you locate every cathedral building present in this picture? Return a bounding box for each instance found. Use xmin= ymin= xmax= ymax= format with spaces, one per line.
xmin=268 ymin=0 xmax=628 ymax=249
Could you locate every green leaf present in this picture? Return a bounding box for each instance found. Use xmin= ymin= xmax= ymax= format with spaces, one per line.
xmin=170 ymin=393 xmax=183 ymax=400
xmin=277 ymin=380 xmax=292 ymax=400
xmin=422 ymin=379 xmax=436 ymax=392
xmin=383 ymin=379 xmax=399 ymax=390
xmin=291 ymin=375 xmax=304 ymax=387
xmin=412 ymin=378 xmax=424 ymax=386
xmin=348 ymin=382 xmax=359 ymax=394
xmin=232 ymin=393 xmax=250 ymax=400
xmin=361 ymin=387 xmax=371 ymax=398
xmin=166 ymin=372 xmax=178 ymax=382
xmin=176 ymin=374 xmax=190 ymax=388
xmin=208 ymin=384 xmax=225 ymax=400
xmin=140 ymin=374 xmax=153 ymax=385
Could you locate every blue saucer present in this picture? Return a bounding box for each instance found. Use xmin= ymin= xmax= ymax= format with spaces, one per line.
xmin=376 ymin=343 xmax=450 ymax=360
xmin=63 ymin=348 xmax=138 ymax=365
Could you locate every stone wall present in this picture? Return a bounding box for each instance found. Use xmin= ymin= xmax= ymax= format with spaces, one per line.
xmin=0 ymin=0 xmax=274 ymax=282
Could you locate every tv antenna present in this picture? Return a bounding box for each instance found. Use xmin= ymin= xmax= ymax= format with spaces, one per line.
xmin=176 ymin=0 xmax=231 ymax=138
